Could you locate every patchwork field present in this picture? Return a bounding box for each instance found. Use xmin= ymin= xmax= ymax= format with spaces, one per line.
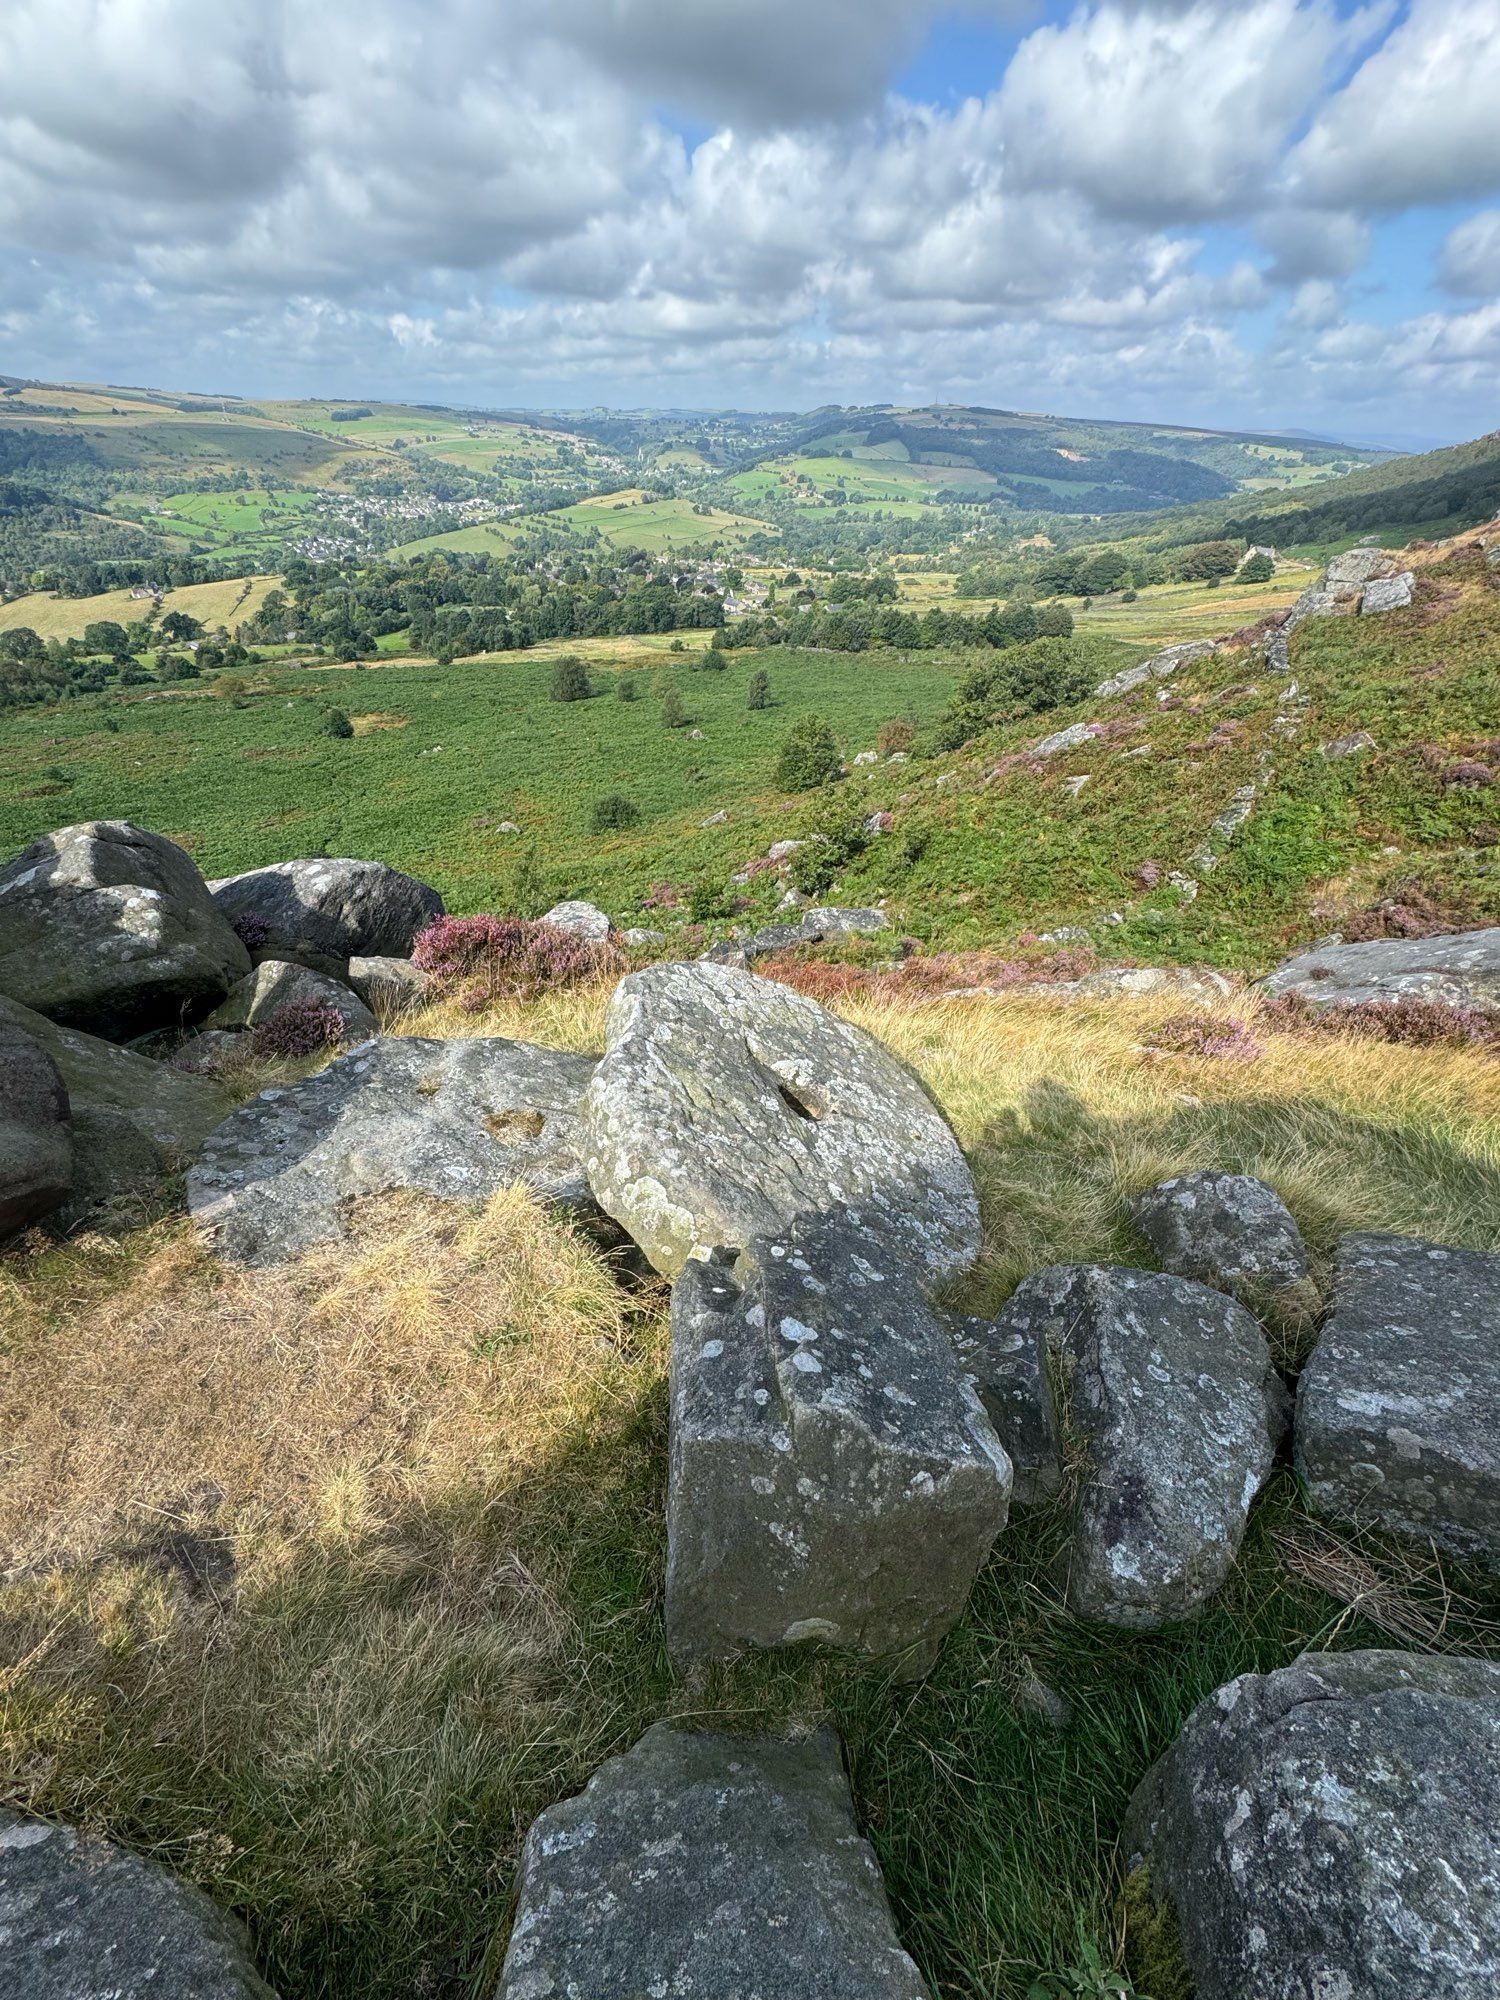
xmin=0 ymin=574 xmax=280 ymax=641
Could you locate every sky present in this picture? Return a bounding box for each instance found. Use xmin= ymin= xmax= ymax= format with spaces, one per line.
xmin=2 ymin=0 xmax=1499 ymax=445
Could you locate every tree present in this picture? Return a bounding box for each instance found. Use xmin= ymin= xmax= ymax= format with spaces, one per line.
xmin=661 ymin=684 xmax=687 ymax=729
xmin=159 ymin=610 xmax=202 ymax=642
xmin=550 ymin=654 xmax=591 ymax=702
xmin=746 ymin=668 xmax=771 ymax=711
xmin=82 ymin=620 xmax=130 ymax=659
xmin=1238 ymin=550 xmax=1276 ymax=583
xmin=322 ymin=707 xmax=354 ymax=738
xmin=617 ymin=675 xmax=638 ymax=702
xmin=776 ymin=715 xmax=841 ymax=792
xmin=590 ymin=793 xmax=641 ymax=833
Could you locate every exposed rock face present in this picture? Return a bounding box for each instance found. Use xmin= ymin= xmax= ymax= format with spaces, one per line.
xmin=950 ymin=1306 xmax=1062 ymax=1505
xmin=0 ymin=993 xmax=230 ymax=1218
xmin=1260 ymin=926 xmax=1500 ymax=1012
xmin=704 ymin=905 xmax=891 ymax=967
xmin=583 ymin=962 xmax=981 ymax=1281
xmin=498 ymin=1724 xmax=932 ymax=2000
xmin=0 ymin=1017 xmax=71 ymax=1238
xmin=1033 ymin=720 xmax=1098 ymax=759
xmin=209 ymin=857 xmax=444 ymax=973
xmin=346 ymin=954 xmax=428 ymax=1017
xmin=0 ymin=821 xmax=250 ymax=1040
xmin=0 ymin=1811 xmax=278 ymax=1998
xmin=1296 ymin=1232 xmax=1500 ymax=1569
xmin=1131 ymin=1171 xmax=1313 ymax=1308
xmin=189 ymin=1034 xmax=598 ymax=1265
xmin=539 ymin=898 xmax=613 ymax=940
xmin=1361 ymin=569 xmax=1415 ymax=614
xmin=1094 ymin=639 xmax=1217 ymax=701
xmin=1002 ymin=1265 xmax=1284 ymax=1626
xmin=666 ymin=1220 xmax=1010 ymax=1671
xmin=206 ymin=960 xmax=377 ymax=1040
xmin=1322 ymin=729 xmax=1376 ymax=759
xmin=1324 ymin=545 xmax=1394 ymax=590
xmin=1124 ymin=1650 xmax=1500 ymax=2000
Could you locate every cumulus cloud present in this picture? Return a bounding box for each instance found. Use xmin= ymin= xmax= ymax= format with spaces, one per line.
xmin=0 ymin=0 xmax=1496 ymax=438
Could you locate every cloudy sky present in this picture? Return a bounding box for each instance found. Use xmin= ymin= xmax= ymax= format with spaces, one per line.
xmin=2 ymin=1 xmax=1498 ymax=443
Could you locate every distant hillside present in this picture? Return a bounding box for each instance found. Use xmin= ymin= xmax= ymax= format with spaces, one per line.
xmin=741 ymin=404 xmax=1384 ymax=516
xmin=1222 ymin=431 xmax=1500 ymax=547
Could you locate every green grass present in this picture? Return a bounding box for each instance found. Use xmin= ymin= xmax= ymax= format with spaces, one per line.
xmin=3 ymin=989 xmax=1496 ymax=2000
xmin=550 ymin=490 xmax=768 ymax=550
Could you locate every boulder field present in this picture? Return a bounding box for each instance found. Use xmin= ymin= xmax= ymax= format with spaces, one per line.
xmin=5 ymin=816 xmax=1500 ymax=1998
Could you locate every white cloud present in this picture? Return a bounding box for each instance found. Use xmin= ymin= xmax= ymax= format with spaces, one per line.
xmin=1439 ymin=209 xmax=1500 ymax=298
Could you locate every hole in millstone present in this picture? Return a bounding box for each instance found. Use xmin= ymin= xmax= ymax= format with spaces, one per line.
xmin=777 ymin=1080 xmax=822 ymax=1122
xmin=487 ymin=1108 xmax=546 ymax=1142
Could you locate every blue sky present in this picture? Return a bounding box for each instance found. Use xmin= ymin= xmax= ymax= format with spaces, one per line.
xmin=1 ymin=2 xmax=1498 ymax=445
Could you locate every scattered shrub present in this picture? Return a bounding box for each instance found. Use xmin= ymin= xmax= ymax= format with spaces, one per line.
xmin=776 ymin=715 xmax=841 ymax=792
xmin=590 ymin=793 xmax=642 ymax=834
xmin=687 ymin=880 xmax=730 ymax=923
xmin=1237 ymin=550 xmax=1276 ymax=584
xmin=661 ymin=685 xmax=687 ymax=729
xmin=322 ymin=707 xmax=354 ymax=739
xmin=877 ymin=717 xmax=916 ymax=757
xmin=231 ymin=913 xmax=270 ymax=952
xmin=412 ymin=913 xmax=611 ymax=1010
xmin=250 ymin=998 xmax=347 ymax=1057
xmin=550 ymin=655 xmax=590 ymax=702
xmin=1261 ymin=992 xmax=1500 ymax=1051
xmin=788 ymin=810 xmax=869 ymax=897
xmin=746 ymin=668 xmax=771 ymax=711
xmin=617 ymin=675 xmax=638 ymax=702
xmin=1147 ymin=1014 xmax=1266 ymax=1062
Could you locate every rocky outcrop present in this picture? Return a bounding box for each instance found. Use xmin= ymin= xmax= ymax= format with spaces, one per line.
xmin=949 ymin=1305 xmax=1062 ymax=1505
xmin=666 ymin=1219 xmax=1010 ymax=1672
xmin=206 ymin=960 xmax=377 ymax=1040
xmin=0 ymin=1017 xmax=71 ymax=1239
xmin=1094 ymin=639 xmax=1217 ymax=701
xmin=1131 ymin=1171 xmax=1314 ymax=1310
xmin=188 ymin=1034 xmax=597 ymax=1265
xmin=346 ymin=954 xmax=428 ymax=1017
xmin=0 ymin=821 xmax=250 ymax=1041
xmin=0 ymin=993 xmax=230 ymax=1219
xmin=497 ymin=1723 xmax=932 ymax=1999
xmin=0 ymin=1810 xmax=278 ymax=1998
xmin=1361 ymin=569 xmax=1415 ymax=614
xmin=1032 ymin=720 xmax=1099 ymax=759
xmin=209 ymin=857 xmax=444 ymax=974
xmin=1124 ymin=1650 xmax=1500 ymax=2000
xmin=539 ymin=898 xmax=613 ymax=939
xmin=584 ymin=962 xmax=981 ymax=1281
xmin=1001 ymin=1265 xmax=1285 ymax=1626
xmin=703 ymin=905 xmax=891 ymax=967
xmin=1296 ymin=1233 xmax=1500 ymax=1569
xmin=1260 ymin=926 xmax=1500 ymax=1012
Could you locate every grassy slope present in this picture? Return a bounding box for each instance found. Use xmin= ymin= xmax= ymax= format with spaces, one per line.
xmin=0 ymin=575 xmax=280 ymax=640
xmin=2 ymin=984 xmax=1496 ymax=2000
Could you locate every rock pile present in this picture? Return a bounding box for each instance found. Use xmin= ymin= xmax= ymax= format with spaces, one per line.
xmin=209 ymin=855 xmax=444 ymax=974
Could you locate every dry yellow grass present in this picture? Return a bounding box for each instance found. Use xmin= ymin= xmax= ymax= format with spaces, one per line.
xmin=0 ymin=575 xmax=279 ymax=642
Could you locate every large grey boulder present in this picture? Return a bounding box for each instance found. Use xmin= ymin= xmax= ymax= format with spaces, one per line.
xmin=583 ymin=961 xmax=981 ymax=1281
xmin=1260 ymin=926 xmax=1500 ymax=1012
xmin=666 ymin=1219 xmax=1010 ymax=1672
xmin=1324 ymin=544 xmax=1394 ymax=591
xmin=1361 ymin=569 xmax=1415 ymax=614
xmin=0 ymin=1811 xmax=278 ymax=1998
xmin=497 ymin=1723 xmax=931 ymax=2000
xmin=188 ymin=1034 xmax=598 ymax=1265
xmin=346 ymin=954 xmax=428 ymax=1018
xmin=1131 ymin=1170 xmax=1313 ymax=1309
xmin=0 ymin=821 xmax=250 ymax=1041
xmin=0 ymin=1017 xmax=71 ymax=1239
xmin=209 ymin=857 xmax=443 ymax=974
xmin=206 ymin=960 xmax=377 ymax=1041
xmin=539 ymin=897 xmax=613 ymax=940
xmin=0 ymin=993 xmax=230 ymax=1218
xmin=1002 ymin=1265 xmax=1285 ymax=1626
xmin=1123 ymin=1650 xmax=1500 ymax=2000
xmin=1296 ymin=1232 xmax=1500 ymax=1569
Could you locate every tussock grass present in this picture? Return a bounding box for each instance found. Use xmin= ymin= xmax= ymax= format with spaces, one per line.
xmin=3 ymin=990 xmax=1498 ymax=1998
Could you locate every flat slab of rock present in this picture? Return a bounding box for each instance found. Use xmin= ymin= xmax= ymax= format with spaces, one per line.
xmin=209 ymin=857 xmax=443 ymax=974
xmin=1002 ymin=1265 xmax=1285 ymax=1626
xmin=346 ymin=954 xmax=427 ymax=1017
xmin=1260 ymin=926 xmax=1500 ymax=1012
xmin=497 ymin=1723 xmax=932 ymax=1999
xmin=0 ymin=1017 xmax=71 ymax=1239
xmin=1296 ymin=1232 xmax=1500 ymax=1569
xmin=188 ymin=1034 xmax=597 ymax=1265
xmin=1094 ymin=639 xmax=1216 ymax=701
xmin=666 ymin=1220 xmax=1010 ymax=1670
xmin=0 ymin=1811 xmax=278 ymax=1998
xmin=1324 ymin=544 xmax=1393 ymax=590
xmin=0 ymin=821 xmax=250 ymax=1040
xmin=1124 ymin=1650 xmax=1500 ymax=2000
xmin=0 ymin=993 xmax=230 ymax=1219
xmin=704 ymin=905 xmax=890 ymax=967
xmin=1131 ymin=1171 xmax=1313 ymax=1308
xmin=949 ymin=1306 xmax=1061 ymax=1506
xmin=1361 ymin=569 xmax=1414 ymax=613
xmin=584 ymin=961 xmax=981 ymax=1281
xmin=206 ymin=960 xmax=377 ymax=1040
xmin=1033 ymin=720 xmax=1098 ymax=758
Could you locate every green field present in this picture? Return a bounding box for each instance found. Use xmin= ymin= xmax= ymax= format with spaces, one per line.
xmin=387 ymin=518 xmax=529 ymax=559
xmin=0 ymin=645 xmax=962 ymax=915
xmin=549 ymin=489 xmax=768 ymax=550
xmin=0 ymin=574 xmax=281 ymax=641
